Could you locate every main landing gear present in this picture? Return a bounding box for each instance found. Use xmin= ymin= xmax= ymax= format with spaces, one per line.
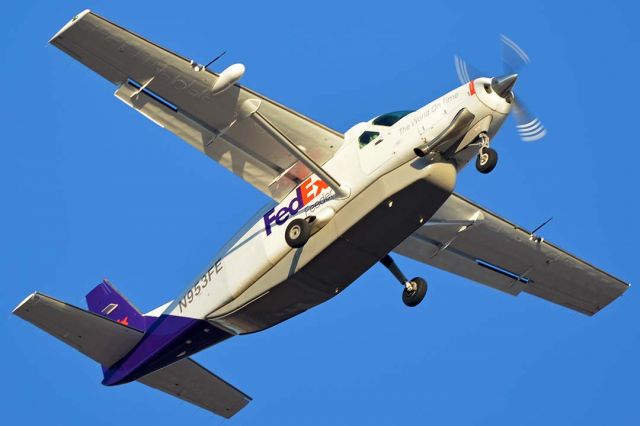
xmin=285 ymin=218 xmax=311 ymax=248
xmin=380 ymin=254 xmax=427 ymax=307
xmin=475 ymin=133 xmax=498 ymax=174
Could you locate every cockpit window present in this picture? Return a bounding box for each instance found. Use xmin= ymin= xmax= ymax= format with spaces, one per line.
xmin=372 ymin=110 xmax=413 ymax=127
xmin=358 ymin=131 xmax=380 ymax=148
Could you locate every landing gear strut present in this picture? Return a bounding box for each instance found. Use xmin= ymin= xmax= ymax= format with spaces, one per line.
xmin=380 ymin=254 xmax=428 ymax=307
xmin=475 ymin=133 xmax=498 ymax=174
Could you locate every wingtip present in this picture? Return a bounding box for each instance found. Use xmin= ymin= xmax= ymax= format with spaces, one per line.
xmin=12 ymin=292 xmax=40 ymax=315
xmin=49 ymin=9 xmax=91 ymax=44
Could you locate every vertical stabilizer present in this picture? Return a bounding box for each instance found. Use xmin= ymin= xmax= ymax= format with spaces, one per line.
xmin=86 ymin=280 xmax=147 ymax=331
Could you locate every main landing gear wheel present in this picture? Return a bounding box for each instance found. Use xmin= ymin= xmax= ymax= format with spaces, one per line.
xmin=380 ymin=254 xmax=429 ymax=308
xmin=402 ymin=277 xmax=428 ymax=307
xmin=285 ymin=218 xmax=311 ymax=248
xmin=476 ymin=147 xmax=498 ymax=174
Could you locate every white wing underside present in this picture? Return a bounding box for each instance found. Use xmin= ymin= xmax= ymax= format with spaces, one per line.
xmin=50 ymin=10 xmax=343 ymax=201
xmin=395 ymin=194 xmax=629 ymax=315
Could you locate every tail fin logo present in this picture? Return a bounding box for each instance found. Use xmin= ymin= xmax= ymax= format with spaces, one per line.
xmin=116 ymin=316 xmax=129 ymax=326
xmin=101 ymin=303 xmax=118 ymax=315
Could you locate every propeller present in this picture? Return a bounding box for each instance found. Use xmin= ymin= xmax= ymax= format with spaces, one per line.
xmin=454 ymin=34 xmax=546 ymax=142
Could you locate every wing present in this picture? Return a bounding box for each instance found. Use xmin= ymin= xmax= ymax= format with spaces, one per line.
xmin=394 ymin=194 xmax=629 ymax=315
xmin=138 ymin=358 xmax=251 ymax=418
xmin=50 ymin=10 xmax=343 ymax=201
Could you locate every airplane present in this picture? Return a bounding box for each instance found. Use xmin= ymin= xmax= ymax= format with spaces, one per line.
xmin=13 ymin=9 xmax=629 ymax=418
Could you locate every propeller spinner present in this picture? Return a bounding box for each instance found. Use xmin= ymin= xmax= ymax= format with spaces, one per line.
xmin=454 ymin=35 xmax=546 ymax=142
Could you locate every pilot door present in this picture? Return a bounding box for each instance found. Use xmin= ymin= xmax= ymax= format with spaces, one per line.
xmin=356 ymin=126 xmax=395 ymax=174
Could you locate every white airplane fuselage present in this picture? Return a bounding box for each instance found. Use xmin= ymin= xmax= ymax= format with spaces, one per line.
xmin=39 ymin=76 xmax=516 ymax=386
xmin=167 ymin=78 xmax=511 ymax=333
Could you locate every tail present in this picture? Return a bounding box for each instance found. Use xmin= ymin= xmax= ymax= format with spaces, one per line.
xmin=86 ymin=280 xmax=148 ymax=331
xmin=14 ymin=283 xmax=251 ymax=417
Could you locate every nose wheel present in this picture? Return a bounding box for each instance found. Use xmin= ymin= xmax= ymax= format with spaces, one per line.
xmin=475 ymin=133 xmax=498 ymax=174
xmin=380 ymin=254 xmax=428 ymax=307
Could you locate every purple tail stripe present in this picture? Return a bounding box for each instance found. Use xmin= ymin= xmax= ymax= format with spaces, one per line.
xmin=86 ymin=280 xmax=232 ymax=386
xmin=102 ymin=314 xmax=231 ymax=386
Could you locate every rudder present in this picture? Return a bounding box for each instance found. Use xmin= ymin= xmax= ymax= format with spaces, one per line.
xmin=86 ymin=280 xmax=147 ymax=331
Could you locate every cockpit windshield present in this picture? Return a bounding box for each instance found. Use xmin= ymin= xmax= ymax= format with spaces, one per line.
xmin=372 ymin=110 xmax=413 ymax=127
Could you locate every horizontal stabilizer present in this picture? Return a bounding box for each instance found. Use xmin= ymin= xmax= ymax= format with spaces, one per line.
xmin=13 ymin=292 xmax=143 ymax=367
xmin=138 ymin=357 xmax=251 ymax=418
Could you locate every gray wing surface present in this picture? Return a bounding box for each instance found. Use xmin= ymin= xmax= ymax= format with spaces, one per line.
xmin=138 ymin=358 xmax=251 ymax=418
xmin=50 ymin=10 xmax=343 ymax=201
xmin=13 ymin=292 xmax=143 ymax=367
xmin=394 ymin=193 xmax=629 ymax=315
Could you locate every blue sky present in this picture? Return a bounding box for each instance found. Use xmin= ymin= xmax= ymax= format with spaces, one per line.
xmin=2 ymin=0 xmax=638 ymax=424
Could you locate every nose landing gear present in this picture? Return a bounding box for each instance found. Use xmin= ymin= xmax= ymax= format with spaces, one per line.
xmin=380 ymin=254 xmax=428 ymax=307
xmin=475 ymin=133 xmax=498 ymax=174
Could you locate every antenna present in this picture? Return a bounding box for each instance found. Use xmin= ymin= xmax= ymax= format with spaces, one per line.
xmin=204 ymin=50 xmax=227 ymax=70
xmin=530 ymin=217 xmax=552 ymax=243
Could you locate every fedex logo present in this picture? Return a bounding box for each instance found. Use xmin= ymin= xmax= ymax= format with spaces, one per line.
xmin=263 ymin=176 xmax=329 ymax=235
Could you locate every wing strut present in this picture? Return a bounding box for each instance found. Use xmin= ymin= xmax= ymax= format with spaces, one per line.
xmin=241 ymin=99 xmax=350 ymax=199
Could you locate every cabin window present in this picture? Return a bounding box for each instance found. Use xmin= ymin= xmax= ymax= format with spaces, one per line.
xmin=358 ymin=131 xmax=380 ymax=148
xmin=372 ymin=110 xmax=413 ymax=127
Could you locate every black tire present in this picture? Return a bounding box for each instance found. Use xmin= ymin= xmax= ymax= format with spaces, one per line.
xmin=285 ymin=218 xmax=311 ymax=248
xmin=475 ymin=148 xmax=498 ymax=174
xmin=402 ymin=277 xmax=428 ymax=307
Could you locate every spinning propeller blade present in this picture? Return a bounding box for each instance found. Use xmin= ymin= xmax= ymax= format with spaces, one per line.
xmin=454 ymin=55 xmax=481 ymax=85
xmin=454 ymin=35 xmax=546 ymax=142
xmin=512 ymin=98 xmax=547 ymax=141
xmin=500 ymin=34 xmax=530 ymax=74
xmin=500 ymin=35 xmax=546 ymax=142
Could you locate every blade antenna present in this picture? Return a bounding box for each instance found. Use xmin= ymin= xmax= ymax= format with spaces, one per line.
xmin=204 ymin=50 xmax=227 ymax=70
xmin=530 ymin=217 xmax=553 ymax=242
